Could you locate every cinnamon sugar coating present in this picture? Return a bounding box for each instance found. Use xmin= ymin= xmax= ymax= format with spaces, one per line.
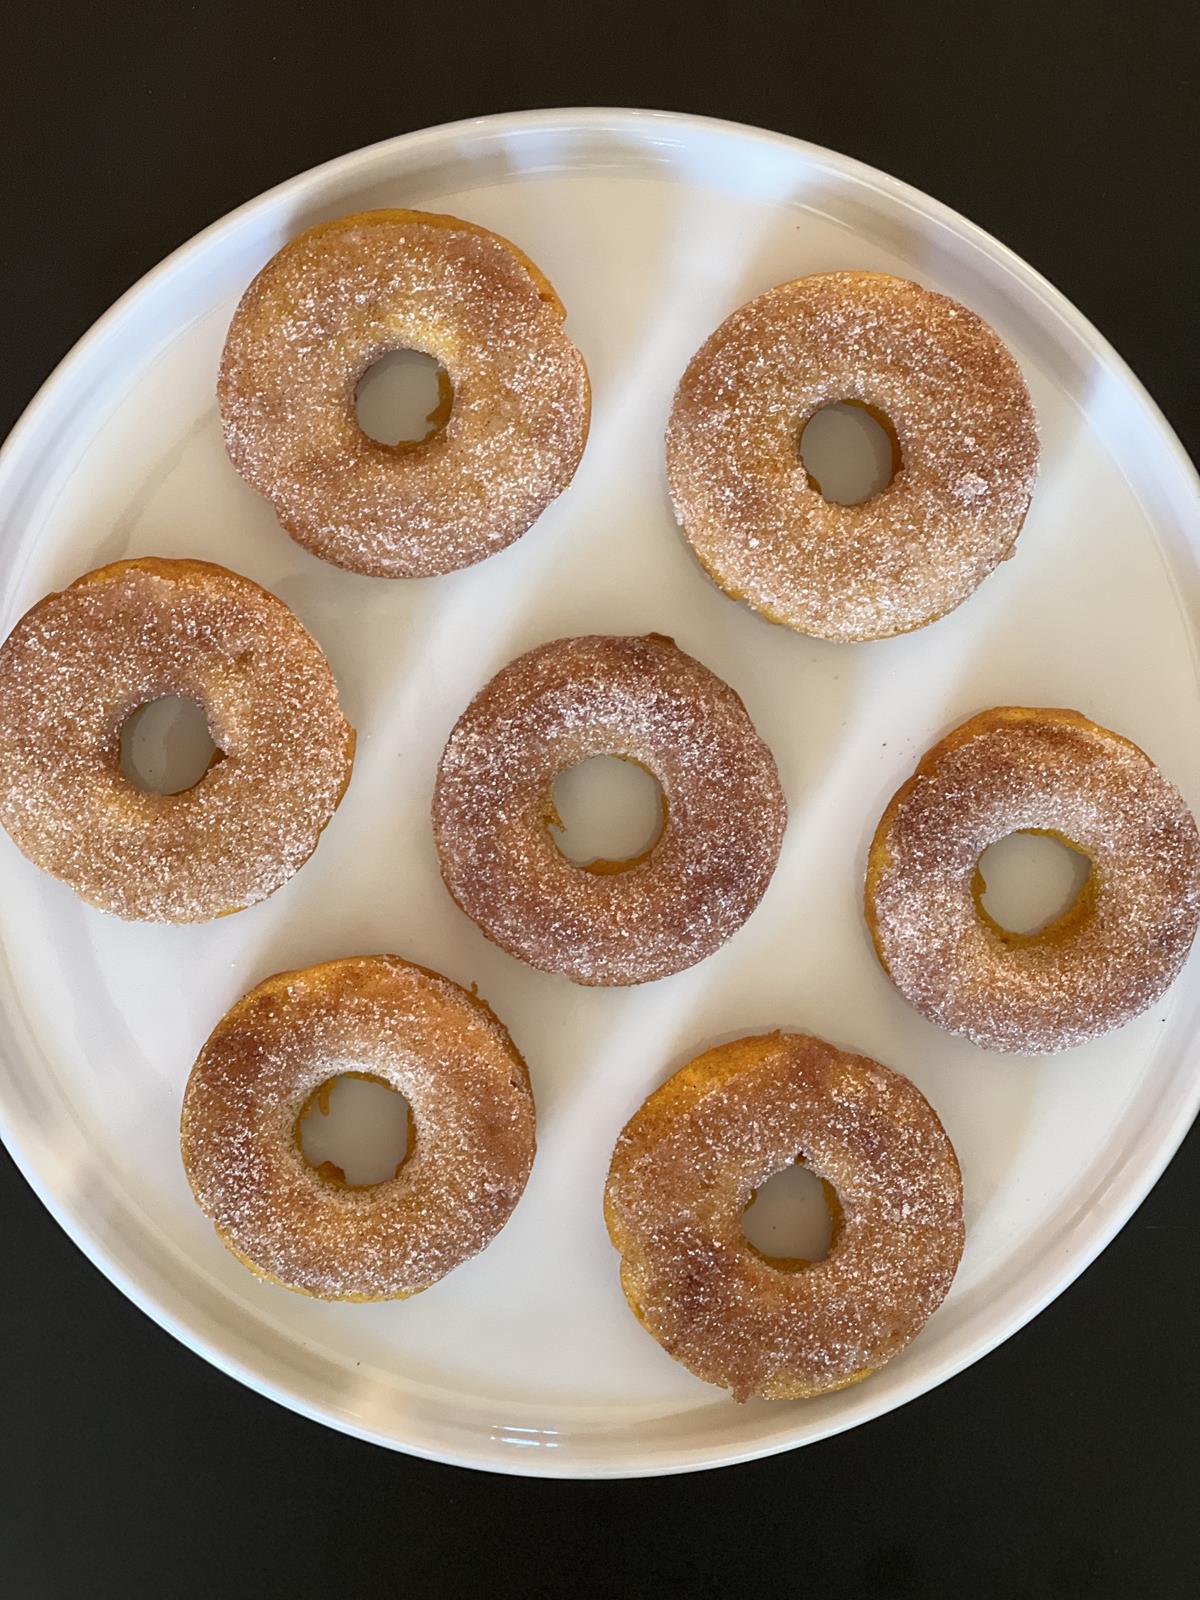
xmin=667 ymin=272 xmax=1039 ymax=641
xmin=866 ymin=707 xmax=1200 ymax=1053
xmin=0 ymin=558 xmax=354 ymax=922
xmin=181 ymin=956 xmax=536 ymax=1300
xmin=605 ymin=1032 xmax=964 ymax=1401
xmin=218 ymin=210 xmax=590 ymax=578
xmin=432 ymin=634 xmax=787 ymax=986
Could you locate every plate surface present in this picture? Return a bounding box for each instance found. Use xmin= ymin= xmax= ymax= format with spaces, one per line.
xmin=1 ymin=109 xmax=1198 ymax=1478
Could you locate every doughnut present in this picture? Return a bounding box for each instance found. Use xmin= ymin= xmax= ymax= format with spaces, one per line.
xmin=666 ymin=272 xmax=1039 ymax=642
xmin=218 ymin=209 xmax=591 ymax=578
xmin=866 ymin=707 xmax=1200 ymax=1053
xmin=180 ymin=955 xmax=536 ymax=1300
xmin=0 ymin=557 xmax=354 ymax=922
xmin=432 ymin=633 xmax=787 ymax=985
xmin=605 ymin=1032 xmax=964 ymax=1400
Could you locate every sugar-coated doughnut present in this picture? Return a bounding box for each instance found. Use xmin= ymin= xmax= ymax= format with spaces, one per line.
xmin=432 ymin=633 xmax=787 ymax=986
xmin=866 ymin=707 xmax=1200 ymax=1053
xmin=605 ymin=1032 xmax=964 ymax=1400
xmin=181 ymin=956 xmax=536 ymax=1300
xmin=219 ymin=209 xmax=590 ymax=578
xmin=667 ymin=272 xmax=1038 ymax=641
xmin=0 ymin=557 xmax=354 ymax=922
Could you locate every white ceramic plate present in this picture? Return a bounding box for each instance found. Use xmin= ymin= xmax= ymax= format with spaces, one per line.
xmin=1 ymin=109 xmax=1198 ymax=1478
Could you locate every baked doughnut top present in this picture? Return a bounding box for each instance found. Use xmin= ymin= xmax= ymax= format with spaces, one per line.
xmin=219 ymin=209 xmax=590 ymax=578
xmin=0 ymin=557 xmax=354 ymax=922
xmin=181 ymin=956 xmax=536 ymax=1300
xmin=605 ymin=1031 xmax=964 ymax=1400
xmin=433 ymin=633 xmax=787 ymax=985
xmin=667 ymin=272 xmax=1038 ymax=641
xmin=866 ymin=707 xmax=1200 ymax=1052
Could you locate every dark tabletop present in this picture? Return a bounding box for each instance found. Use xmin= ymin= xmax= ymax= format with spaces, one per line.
xmin=2 ymin=3 xmax=1197 ymax=1596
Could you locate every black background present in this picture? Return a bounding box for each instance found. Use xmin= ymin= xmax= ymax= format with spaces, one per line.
xmin=2 ymin=3 xmax=1198 ymax=1596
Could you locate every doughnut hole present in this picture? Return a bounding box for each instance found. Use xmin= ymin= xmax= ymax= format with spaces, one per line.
xmin=355 ymin=348 xmax=453 ymax=448
xmin=974 ymin=828 xmax=1094 ymax=945
xmin=548 ymin=755 xmax=667 ymax=874
xmin=741 ymin=1157 xmax=842 ymax=1270
xmin=297 ymin=1073 xmax=415 ymax=1187
xmin=119 ymin=695 xmax=221 ymax=795
xmin=798 ymin=400 xmax=900 ymax=504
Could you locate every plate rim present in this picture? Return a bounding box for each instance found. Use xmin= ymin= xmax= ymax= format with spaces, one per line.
xmin=1 ymin=106 xmax=1198 ymax=1478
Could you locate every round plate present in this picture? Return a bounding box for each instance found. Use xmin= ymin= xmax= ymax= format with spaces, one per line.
xmin=1 ymin=109 xmax=1197 ymax=1478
